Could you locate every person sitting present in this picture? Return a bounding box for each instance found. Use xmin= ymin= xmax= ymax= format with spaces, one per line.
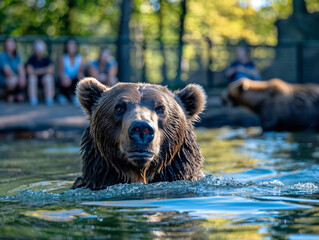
xmin=58 ymin=38 xmax=84 ymax=105
xmin=225 ymin=47 xmax=261 ymax=83
xmin=26 ymin=39 xmax=55 ymax=106
xmin=0 ymin=37 xmax=26 ymax=103
xmin=86 ymin=48 xmax=118 ymax=86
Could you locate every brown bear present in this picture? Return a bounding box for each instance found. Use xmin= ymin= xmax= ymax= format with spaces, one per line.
xmin=223 ymin=78 xmax=319 ymax=131
xmin=72 ymin=78 xmax=206 ymax=190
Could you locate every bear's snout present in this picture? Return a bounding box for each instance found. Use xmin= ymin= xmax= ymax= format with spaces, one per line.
xmin=128 ymin=120 xmax=154 ymax=144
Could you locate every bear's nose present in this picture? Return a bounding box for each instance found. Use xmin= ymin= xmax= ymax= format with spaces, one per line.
xmin=129 ymin=121 xmax=154 ymax=144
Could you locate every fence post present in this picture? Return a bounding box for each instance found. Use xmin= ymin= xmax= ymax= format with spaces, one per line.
xmin=296 ymin=42 xmax=303 ymax=83
xmin=142 ymin=40 xmax=147 ymax=83
xmin=47 ymin=38 xmax=52 ymax=57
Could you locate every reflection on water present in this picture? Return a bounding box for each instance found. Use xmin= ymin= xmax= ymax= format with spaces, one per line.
xmin=1 ymin=127 xmax=319 ymax=239
xmin=24 ymin=209 xmax=96 ymax=222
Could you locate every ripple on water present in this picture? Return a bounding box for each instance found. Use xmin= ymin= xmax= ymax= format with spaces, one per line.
xmin=81 ymin=196 xmax=312 ymax=217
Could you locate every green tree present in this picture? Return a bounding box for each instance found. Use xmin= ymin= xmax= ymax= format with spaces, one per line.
xmin=0 ymin=0 xmax=119 ymax=37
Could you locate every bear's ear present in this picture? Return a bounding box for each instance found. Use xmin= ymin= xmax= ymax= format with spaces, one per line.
xmin=77 ymin=77 xmax=109 ymax=115
xmin=175 ymin=84 xmax=207 ymax=118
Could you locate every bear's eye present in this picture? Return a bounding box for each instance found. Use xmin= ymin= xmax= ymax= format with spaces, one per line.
xmin=155 ymin=105 xmax=165 ymax=114
xmin=114 ymin=103 xmax=126 ymax=115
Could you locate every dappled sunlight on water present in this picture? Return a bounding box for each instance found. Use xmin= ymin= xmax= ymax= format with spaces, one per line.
xmin=198 ymin=127 xmax=262 ymax=174
xmin=1 ymin=127 xmax=319 ymax=239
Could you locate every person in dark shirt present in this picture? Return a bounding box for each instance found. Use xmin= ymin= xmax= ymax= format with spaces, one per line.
xmin=26 ymin=39 xmax=55 ymax=106
xmin=0 ymin=37 xmax=26 ymax=103
xmin=225 ymin=47 xmax=261 ymax=82
xmin=86 ymin=48 xmax=118 ymax=86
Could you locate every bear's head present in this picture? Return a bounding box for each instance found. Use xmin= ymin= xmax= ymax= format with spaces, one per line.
xmin=77 ymin=78 xmax=206 ymax=183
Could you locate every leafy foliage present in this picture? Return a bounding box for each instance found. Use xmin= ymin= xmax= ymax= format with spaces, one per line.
xmin=0 ymin=0 xmax=316 ymax=44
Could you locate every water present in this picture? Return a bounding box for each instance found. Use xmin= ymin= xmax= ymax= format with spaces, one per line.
xmin=1 ymin=127 xmax=319 ymax=239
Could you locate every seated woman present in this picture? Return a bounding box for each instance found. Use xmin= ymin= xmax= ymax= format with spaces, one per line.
xmin=0 ymin=37 xmax=26 ymax=103
xmin=86 ymin=48 xmax=118 ymax=86
xmin=58 ymin=39 xmax=84 ymax=105
xmin=225 ymin=47 xmax=261 ymax=83
xmin=26 ymin=39 xmax=55 ymax=106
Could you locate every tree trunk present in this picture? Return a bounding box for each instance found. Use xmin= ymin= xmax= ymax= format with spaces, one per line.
xmin=62 ymin=0 xmax=75 ymax=35
xmin=206 ymin=38 xmax=214 ymax=88
xmin=158 ymin=0 xmax=168 ymax=85
xmin=175 ymin=0 xmax=186 ymax=87
xmin=117 ymin=0 xmax=132 ymax=82
xmin=293 ymin=0 xmax=308 ymax=16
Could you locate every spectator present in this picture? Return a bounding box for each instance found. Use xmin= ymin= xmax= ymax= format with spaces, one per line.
xmin=225 ymin=47 xmax=261 ymax=82
xmin=86 ymin=48 xmax=118 ymax=86
xmin=26 ymin=39 xmax=55 ymax=106
xmin=0 ymin=37 xmax=26 ymax=103
xmin=58 ymin=38 xmax=84 ymax=105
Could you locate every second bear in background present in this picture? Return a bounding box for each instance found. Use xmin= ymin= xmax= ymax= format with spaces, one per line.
xmin=222 ymin=78 xmax=319 ymax=131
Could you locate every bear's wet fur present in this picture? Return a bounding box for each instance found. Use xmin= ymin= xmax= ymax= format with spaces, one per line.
xmin=223 ymin=78 xmax=319 ymax=131
xmin=72 ymin=78 xmax=206 ymax=190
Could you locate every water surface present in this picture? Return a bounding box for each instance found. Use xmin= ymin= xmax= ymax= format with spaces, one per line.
xmin=1 ymin=127 xmax=319 ymax=239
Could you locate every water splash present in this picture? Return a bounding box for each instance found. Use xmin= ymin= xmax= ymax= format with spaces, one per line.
xmin=0 ymin=175 xmax=318 ymax=205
